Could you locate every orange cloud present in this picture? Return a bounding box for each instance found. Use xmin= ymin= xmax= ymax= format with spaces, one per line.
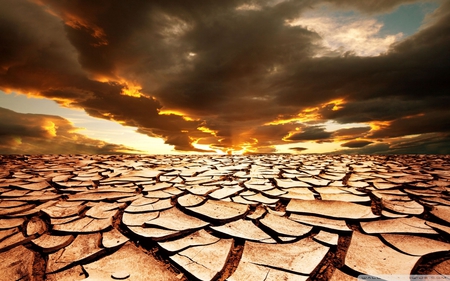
xmin=0 ymin=107 xmax=138 ymax=154
xmin=1 ymin=0 xmax=449 ymax=154
xmin=120 ymin=82 xmax=143 ymax=98
xmin=63 ymin=13 xmax=108 ymax=47
xmin=369 ymin=121 xmax=391 ymax=131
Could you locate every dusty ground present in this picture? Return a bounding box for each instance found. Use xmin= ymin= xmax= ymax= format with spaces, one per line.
xmin=0 ymin=154 xmax=450 ymax=280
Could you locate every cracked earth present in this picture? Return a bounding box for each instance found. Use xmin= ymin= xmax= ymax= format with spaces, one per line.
xmin=0 ymin=154 xmax=450 ymax=280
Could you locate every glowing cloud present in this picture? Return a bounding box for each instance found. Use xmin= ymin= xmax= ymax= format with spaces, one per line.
xmin=42 ymin=120 xmax=57 ymax=137
xmin=0 ymin=107 xmax=139 ymax=154
xmin=0 ymin=0 xmax=448 ymax=154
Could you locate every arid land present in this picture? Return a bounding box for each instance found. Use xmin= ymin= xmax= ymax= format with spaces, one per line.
xmin=1 ymin=154 xmax=450 ymax=280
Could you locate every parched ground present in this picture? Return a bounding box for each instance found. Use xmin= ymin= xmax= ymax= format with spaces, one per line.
xmin=0 ymin=154 xmax=450 ymax=281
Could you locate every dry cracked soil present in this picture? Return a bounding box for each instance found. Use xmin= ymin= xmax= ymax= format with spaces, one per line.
xmin=0 ymin=154 xmax=450 ymax=281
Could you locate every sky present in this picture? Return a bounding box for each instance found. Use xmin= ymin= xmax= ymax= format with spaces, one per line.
xmin=1 ymin=0 xmax=449 ymax=155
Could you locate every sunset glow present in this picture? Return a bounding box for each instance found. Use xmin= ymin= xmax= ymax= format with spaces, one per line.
xmin=0 ymin=0 xmax=448 ymax=154
xmin=120 ymin=83 xmax=143 ymax=98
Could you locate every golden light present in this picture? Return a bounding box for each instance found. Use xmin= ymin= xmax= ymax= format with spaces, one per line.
xmin=64 ymin=14 xmax=108 ymax=46
xmin=197 ymin=126 xmax=218 ymax=136
xmin=1 ymin=88 xmax=45 ymax=100
xmin=265 ymin=108 xmax=321 ymax=125
xmin=13 ymin=136 xmax=22 ymax=145
xmin=303 ymin=106 xmax=319 ymax=113
xmin=232 ymin=145 xmax=254 ymax=155
xmin=158 ymin=109 xmax=184 ymax=116
xmin=3 ymin=87 xmax=80 ymax=110
xmin=120 ymin=83 xmax=143 ymax=98
xmin=369 ymin=121 xmax=391 ymax=131
xmin=191 ymin=138 xmax=224 ymax=154
xmin=90 ymin=76 xmax=145 ymax=99
xmin=51 ymin=97 xmax=75 ymax=108
xmin=265 ymin=98 xmax=346 ymax=126
xmin=42 ymin=121 xmax=57 ymax=137
xmin=158 ymin=109 xmax=198 ymax=121
xmin=327 ymin=98 xmax=346 ymax=111
xmin=281 ymin=131 xmax=297 ymax=142
xmin=92 ymin=75 xmax=111 ymax=83
xmin=230 ymin=138 xmax=259 ymax=155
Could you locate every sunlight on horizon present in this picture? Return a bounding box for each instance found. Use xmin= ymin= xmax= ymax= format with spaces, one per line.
xmin=0 ymin=91 xmax=179 ymax=154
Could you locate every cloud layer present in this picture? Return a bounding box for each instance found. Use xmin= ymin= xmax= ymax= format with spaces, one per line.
xmin=0 ymin=107 xmax=137 ymax=154
xmin=0 ymin=0 xmax=449 ymax=154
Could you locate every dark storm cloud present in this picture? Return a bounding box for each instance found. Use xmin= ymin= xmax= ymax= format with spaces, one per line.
xmin=0 ymin=0 xmax=206 ymax=150
xmin=369 ymin=111 xmax=450 ymax=139
xmin=0 ymin=0 xmax=449 ymax=153
xmin=289 ymin=147 xmax=308 ymax=152
xmin=320 ymin=98 xmax=424 ymax=124
xmin=34 ymin=0 xmax=321 ymax=150
xmin=331 ymin=143 xmax=391 ymax=154
xmin=286 ymin=126 xmax=332 ymax=141
xmin=149 ymin=5 xmax=320 ymax=114
xmin=332 ymin=126 xmax=372 ymax=138
xmin=333 ymin=133 xmax=450 ymax=154
xmin=241 ymin=123 xmax=298 ymax=147
xmin=274 ymin=1 xmax=450 ymax=106
xmin=0 ymin=1 xmax=84 ymax=92
xmin=388 ymin=133 xmax=450 ymax=154
xmin=273 ymin=1 xmax=450 ymax=149
xmin=204 ymin=122 xmax=298 ymax=152
xmin=341 ymin=140 xmax=373 ymax=148
xmin=0 ymin=107 xmax=137 ymax=154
